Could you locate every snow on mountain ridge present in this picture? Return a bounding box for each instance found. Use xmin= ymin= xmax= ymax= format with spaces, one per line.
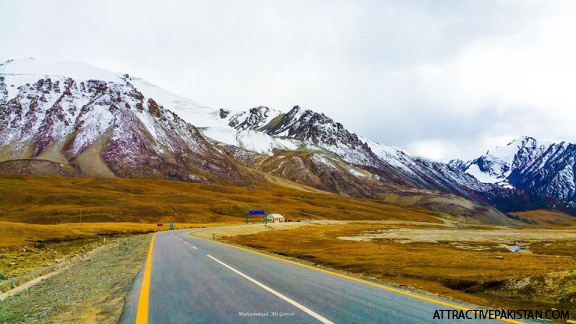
xmin=464 ymin=136 xmax=551 ymax=184
xmin=1 ymin=61 xmax=261 ymax=185
xmin=6 ymin=58 xmax=573 ymax=213
xmin=462 ymin=136 xmax=576 ymax=207
xmin=0 ymin=58 xmax=223 ymax=130
xmin=207 ymin=102 xmax=491 ymax=197
xmin=228 ymin=106 xmax=283 ymax=131
xmin=364 ymin=138 xmax=417 ymax=176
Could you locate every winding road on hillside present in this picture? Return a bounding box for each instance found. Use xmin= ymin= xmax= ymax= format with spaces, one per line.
xmin=119 ymin=229 xmax=516 ymax=323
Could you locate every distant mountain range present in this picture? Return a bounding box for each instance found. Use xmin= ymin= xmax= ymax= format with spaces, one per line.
xmin=1 ymin=58 xmax=574 ymax=222
xmin=450 ymin=136 xmax=576 ymax=209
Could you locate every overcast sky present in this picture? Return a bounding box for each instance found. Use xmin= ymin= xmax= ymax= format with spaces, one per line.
xmin=2 ymin=0 xmax=576 ymax=161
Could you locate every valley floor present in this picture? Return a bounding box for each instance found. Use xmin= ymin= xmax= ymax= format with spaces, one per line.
xmin=199 ymin=221 xmax=576 ymax=320
xmin=1 ymin=221 xmax=574 ymax=322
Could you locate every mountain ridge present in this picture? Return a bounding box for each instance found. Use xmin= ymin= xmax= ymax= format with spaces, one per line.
xmin=1 ymin=58 xmax=263 ymax=186
xmin=2 ymin=58 xmax=574 ymax=220
xmin=456 ymin=136 xmax=576 ymax=208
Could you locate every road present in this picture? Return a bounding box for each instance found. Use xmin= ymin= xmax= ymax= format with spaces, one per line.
xmin=120 ymin=228 xmax=517 ymax=323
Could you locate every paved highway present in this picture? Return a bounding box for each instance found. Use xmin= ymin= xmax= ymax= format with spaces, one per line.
xmin=120 ymin=228 xmax=517 ymax=323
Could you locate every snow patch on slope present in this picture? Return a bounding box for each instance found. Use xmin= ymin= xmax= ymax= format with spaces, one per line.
xmin=129 ymin=78 xmax=227 ymax=128
xmin=364 ymin=138 xmax=416 ymax=175
xmin=466 ymin=164 xmax=500 ymax=183
xmin=201 ymin=128 xmax=299 ymax=155
xmin=464 ymin=136 xmax=552 ymax=183
xmin=0 ymin=58 xmax=230 ymax=130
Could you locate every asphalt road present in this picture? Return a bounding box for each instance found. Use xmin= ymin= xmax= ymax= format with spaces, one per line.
xmin=120 ymin=229 xmax=513 ymax=323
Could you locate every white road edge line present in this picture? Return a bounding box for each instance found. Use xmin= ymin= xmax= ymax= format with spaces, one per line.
xmin=207 ymin=255 xmax=334 ymax=324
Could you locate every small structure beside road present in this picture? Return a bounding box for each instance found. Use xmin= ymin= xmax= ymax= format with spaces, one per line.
xmin=266 ymin=214 xmax=286 ymax=223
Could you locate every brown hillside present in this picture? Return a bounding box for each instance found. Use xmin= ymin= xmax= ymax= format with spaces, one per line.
xmin=509 ymin=209 xmax=576 ymax=226
xmin=0 ymin=174 xmax=445 ymax=225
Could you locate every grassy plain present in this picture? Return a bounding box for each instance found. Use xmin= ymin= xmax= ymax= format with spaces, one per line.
xmin=3 ymin=174 xmax=575 ymax=317
xmin=0 ymin=174 xmax=443 ymax=281
xmin=508 ymin=209 xmax=576 ymax=226
xmin=224 ymin=222 xmax=576 ymax=317
xmin=0 ymin=174 xmax=443 ymax=224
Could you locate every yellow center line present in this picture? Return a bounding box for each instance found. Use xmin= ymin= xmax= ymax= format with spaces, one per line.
xmin=136 ymin=233 xmax=156 ymax=324
xmin=191 ymin=233 xmax=525 ymax=324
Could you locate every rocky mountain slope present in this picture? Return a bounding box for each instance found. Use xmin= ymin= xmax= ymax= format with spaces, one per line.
xmin=203 ymin=105 xmax=575 ymax=215
xmin=2 ymin=58 xmax=573 ymax=220
xmin=0 ymin=58 xmax=261 ymax=186
xmin=199 ymin=105 xmax=495 ymax=212
xmin=452 ymin=136 xmax=576 ymax=208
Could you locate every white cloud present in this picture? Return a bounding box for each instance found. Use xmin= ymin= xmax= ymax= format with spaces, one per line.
xmin=366 ymin=1 xmax=576 ymax=160
xmin=414 ymin=7 xmax=576 ymax=115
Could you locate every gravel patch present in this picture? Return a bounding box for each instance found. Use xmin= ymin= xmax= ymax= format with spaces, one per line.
xmin=0 ymin=234 xmax=152 ymax=323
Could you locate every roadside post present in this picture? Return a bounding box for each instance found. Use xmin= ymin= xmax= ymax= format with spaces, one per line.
xmin=169 ymin=222 xmax=175 ymax=230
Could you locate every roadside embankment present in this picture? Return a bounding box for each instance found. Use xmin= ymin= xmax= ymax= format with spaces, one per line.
xmin=0 ymin=234 xmax=152 ymax=323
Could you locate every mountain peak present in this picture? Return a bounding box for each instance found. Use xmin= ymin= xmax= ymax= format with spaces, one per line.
xmin=228 ymin=106 xmax=282 ymax=131
xmin=0 ymin=59 xmax=261 ymax=186
xmin=0 ymin=58 xmax=221 ymax=130
xmin=505 ymin=135 xmax=537 ymax=149
xmin=461 ymin=136 xmax=576 ymax=208
xmin=465 ymin=136 xmax=549 ymax=184
xmin=483 ymin=136 xmax=539 ymax=162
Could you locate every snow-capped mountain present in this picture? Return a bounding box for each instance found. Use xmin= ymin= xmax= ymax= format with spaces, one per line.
xmin=2 ymin=58 xmax=573 ymax=218
xmin=199 ymin=107 xmax=300 ymax=156
xmin=0 ymin=58 xmax=261 ymax=185
xmin=223 ymin=105 xmax=382 ymax=166
xmin=456 ymin=136 xmax=576 ymax=207
xmin=231 ymin=106 xmax=488 ymax=191
xmin=1 ymin=59 xmax=488 ymax=204
xmin=201 ymin=104 xmax=574 ymax=215
xmin=454 ymin=137 xmax=549 ymax=184
xmin=191 ymin=104 xmax=494 ymax=208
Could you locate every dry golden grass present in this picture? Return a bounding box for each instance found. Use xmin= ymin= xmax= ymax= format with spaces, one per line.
xmin=0 ymin=174 xmax=447 ymax=281
xmin=4 ymin=174 xmax=573 ymax=310
xmin=0 ymin=221 xmax=209 ymax=280
xmin=0 ymin=174 xmax=444 ymax=224
xmin=226 ymin=223 xmax=576 ymax=314
xmin=0 ymin=222 xmax=160 ymax=247
xmin=509 ymin=209 xmax=576 ymax=226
